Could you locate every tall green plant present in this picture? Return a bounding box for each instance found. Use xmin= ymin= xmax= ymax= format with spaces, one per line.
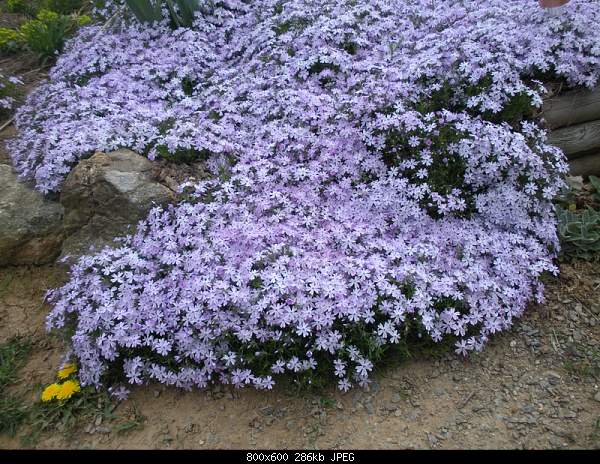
xmin=19 ymin=9 xmax=90 ymax=60
xmin=124 ymin=0 xmax=162 ymax=23
xmin=124 ymin=0 xmax=208 ymax=28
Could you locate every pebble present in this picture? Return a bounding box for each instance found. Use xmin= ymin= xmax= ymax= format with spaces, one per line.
xmin=594 ymin=392 xmax=600 ymax=403
xmin=261 ymin=406 xmax=274 ymax=416
xmin=426 ymin=433 xmax=438 ymax=447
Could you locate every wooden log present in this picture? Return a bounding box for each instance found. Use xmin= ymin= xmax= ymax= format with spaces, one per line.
xmin=547 ymin=119 xmax=600 ymax=159
xmin=541 ymin=86 xmax=600 ymax=130
xmin=568 ymin=153 xmax=600 ymax=177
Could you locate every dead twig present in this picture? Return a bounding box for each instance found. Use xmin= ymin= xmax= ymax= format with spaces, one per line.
xmin=20 ymin=66 xmax=49 ymax=77
xmin=458 ymin=391 xmax=475 ymax=409
xmin=0 ymin=117 xmax=15 ymax=133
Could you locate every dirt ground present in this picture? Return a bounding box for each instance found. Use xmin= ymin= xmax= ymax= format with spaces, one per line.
xmin=0 ymin=261 xmax=599 ymax=450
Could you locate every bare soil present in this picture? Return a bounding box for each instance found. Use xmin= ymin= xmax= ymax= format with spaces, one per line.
xmin=0 ymin=261 xmax=598 ymax=450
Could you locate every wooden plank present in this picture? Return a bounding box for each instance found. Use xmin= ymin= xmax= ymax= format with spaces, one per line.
xmin=568 ymin=153 xmax=600 ymax=177
xmin=541 ymin=86 xmax=600 ymax=130
xmin=547 ymin=119 xmax=600 ymax=160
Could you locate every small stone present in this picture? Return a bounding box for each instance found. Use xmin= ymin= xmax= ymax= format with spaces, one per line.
xmin=391 ymin=393 xmax=402 ymax=403
xmin=260 ymin=406 xmax=274 ymax=416
xmin=548 ymin=436 xmax=564 ymax=449
xmin=594 ymin=392 xmax=600 ymax=403
xmin=426 ymin=433 xmax=438 ymax=447
xmin=184 ymin=423 xmax=197 ymax=433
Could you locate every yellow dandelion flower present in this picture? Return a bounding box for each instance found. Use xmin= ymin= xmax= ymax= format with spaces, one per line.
xmin=41 ymin=383 xmax=62 ymax=402
xmin=55 ymin=380 xmax=81 ymax=401
xmin=57 ymin=363 xmax=77 ymax=379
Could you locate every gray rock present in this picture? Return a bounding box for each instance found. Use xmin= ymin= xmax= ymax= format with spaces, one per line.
xmin=59 ymin=150 xmax=176 ymax=261
xmin=0 ymin=165 xmax=64 ymax=266
xmin=391 ymin=393 xmax=403 ymax=403
xmin=594 ymin=392 xmax=600 ymax=403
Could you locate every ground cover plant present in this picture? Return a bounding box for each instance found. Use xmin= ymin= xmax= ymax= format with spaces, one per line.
xmin=0 ymin=72 xmax=22 ymax=114
xmin=6 ymin=0 xmax=600 ymax=395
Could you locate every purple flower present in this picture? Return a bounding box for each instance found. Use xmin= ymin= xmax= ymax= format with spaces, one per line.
xmin=35 ymin=0 xmax=585 ymax=394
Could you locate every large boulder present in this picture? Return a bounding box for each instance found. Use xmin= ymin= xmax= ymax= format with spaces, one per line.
xmin=0 ymin=165 xmax=64 ymax=266
xmin=59 ymin=149 xmax=176 ymax=260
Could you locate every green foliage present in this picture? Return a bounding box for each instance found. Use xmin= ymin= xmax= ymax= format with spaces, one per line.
xmin=0 ymin=27 xmax=22 ymax=53
xmin=0 ymin=336 xmax=32 ymax=391
xmin=0 ymin=336 xmax=32 ymax=437
xmin=6 ymin=0 xmax=40 ymax=16
xmin=589 ymin=175 xmax=600 ymax=202
xmin=20 ymin=9 xmax=71 ymax=58
xmin=19 ymin=9 xmax=88 ymax=60
xmin=124 ymin=0 xmax=208 ymax=28
xmin=22 ymin=385 xmax=114 ymax=445
xmin=169 ymin=0 xmax=205 ymax=27
xmin=5 ymin=0 xmax=85 ymax=16
xmin=1 ymin=0 xmax=91 ymax=60
xmin=381 ymin=120 xmax=475 ymax=219
xmin=43 ymin=0 xmax=84 ymax=15
xmin=154 ymin=144 xmax=210 ymax=163
xmin=124 ymin=0 xmax=162 ymax=23
xmin=557 ymin=205 xmax=600 ymax=261
xmin=415 ymin=75 xmax=535 ymax=129
xmin=0 ymin=394 xmax=29 ymax=437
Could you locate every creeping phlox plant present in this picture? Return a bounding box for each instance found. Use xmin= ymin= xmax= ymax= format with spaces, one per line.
xmin=8 ymin=0 xmax=600 ymax=393
xmin=0 ymin=73 xmax=23 ymax=113
xmin=41 ymin=364 xmax=81 ymax=402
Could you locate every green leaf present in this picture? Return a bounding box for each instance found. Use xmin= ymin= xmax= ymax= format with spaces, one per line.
xmin=124 ymin=0 xmax=163 ymax=23
xmin=173 ymin=0 xmax=202 ymax=27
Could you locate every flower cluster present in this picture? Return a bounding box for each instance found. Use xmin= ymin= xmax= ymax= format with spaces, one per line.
xmin=41 ymin=363 xmax=81 ymax=401
xmin=0 ymin=73 xmax=22 ymax=113
xmin=10 ymin=0 xmax=598 ymax=391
